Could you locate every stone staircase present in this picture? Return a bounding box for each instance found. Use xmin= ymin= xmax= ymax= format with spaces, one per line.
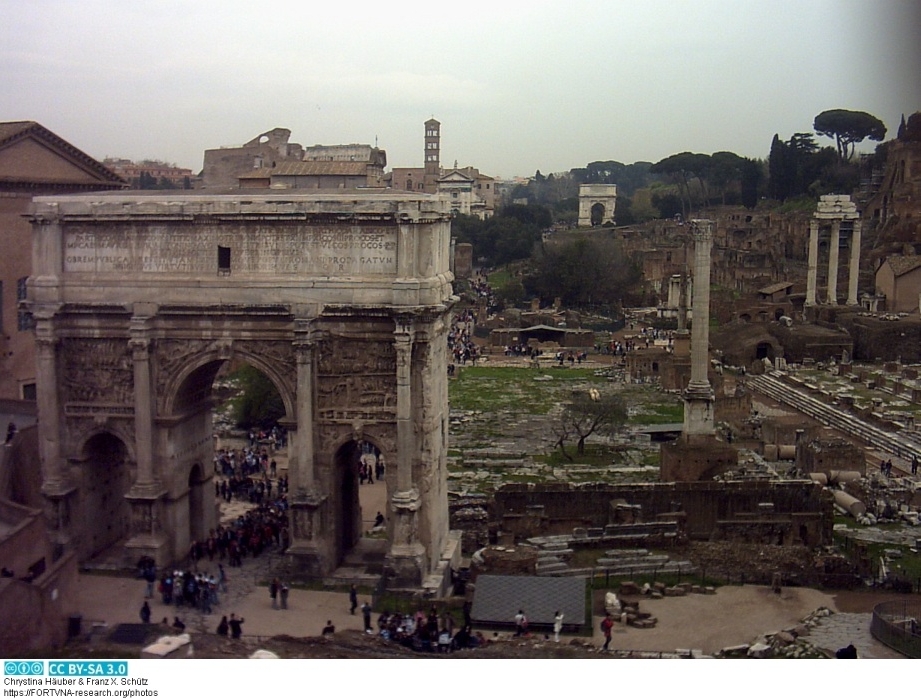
xmin=323 ymin=538 xmax=387 ymax=587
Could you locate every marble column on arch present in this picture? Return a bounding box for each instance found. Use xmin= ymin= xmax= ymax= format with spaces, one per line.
xmin=34 ymin=319 xmax=74 ymax=545
xmin=286 ymin=317 xmax=326 ymax=573
xmin=125 ymin=307 xmax=167 ymax=560
xmin=385 ymin=315 xmax=425 ymax=586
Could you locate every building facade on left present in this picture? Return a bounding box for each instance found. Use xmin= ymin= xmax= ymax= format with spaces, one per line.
xmin=0 ymin=122 xmax=126 ymax=401
xmin=0 ymin=122 xmax=123 ymax=656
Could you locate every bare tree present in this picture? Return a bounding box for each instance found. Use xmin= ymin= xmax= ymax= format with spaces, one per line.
xmin=555 ymin=388 xmax=628 ymax=460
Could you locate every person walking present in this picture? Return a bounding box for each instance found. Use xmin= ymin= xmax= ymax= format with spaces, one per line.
xmin=280 ymin=581 xmax=289 ymax=610
xmin=139 ymin=601 xmax=151 ymax=624
xmin=514 ymin=609 xmax=526 ymax=637
xmin=216 ymin=615 xmax=229 ymax=636
xmin=349 ymin=584 xmax=358 ymax=615
xmin=362 ymin=601 xmax=373 ymax=633
xmin=228 ymin=613 xmax=244 ymax=639
xmin=270 ymin=578 xmax=279 ymax=609
xmin=553 ymin=610 xmax=564 ymax=643
xmin=600 ymin=613 xmax=614 ymax=651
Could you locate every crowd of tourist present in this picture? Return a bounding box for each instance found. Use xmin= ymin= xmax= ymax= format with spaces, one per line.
xmin=375 ymin=606 xmax=486 ymax=652
xmin=448 ymin=308 xmax=480 ymax=366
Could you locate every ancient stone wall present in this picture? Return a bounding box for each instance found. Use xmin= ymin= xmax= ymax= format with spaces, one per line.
xmin=492 ymin=480 xmax=832 ymax=545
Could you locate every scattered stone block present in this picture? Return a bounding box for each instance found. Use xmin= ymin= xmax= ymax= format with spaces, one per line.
xmin=747 ymin=642 xmax=772 ymax=658
xmin=720 ymin=644 xmax=750 ymax=658
xmin=619 ymin=581 xmax=641 ymax=596
xmin=773 ymin=631 xmax=795 ymax=646
xmin=664 ymin=586 xmax=687 ymax=597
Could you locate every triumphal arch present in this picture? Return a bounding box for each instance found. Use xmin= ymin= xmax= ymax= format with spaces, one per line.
xmin=27 ymin=191 xmax=459 ymax=590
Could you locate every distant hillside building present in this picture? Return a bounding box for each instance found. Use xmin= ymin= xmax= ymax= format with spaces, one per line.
xmin=388 ymin=119 xmax=495 ymax=219
xmin=103 ymin=158 xmax=194 ymax=188
xmin=201 ymin=128 xmax=386 ymax=190
xmin=0 ymin=121 xmax=125 ymax=400
xmin=865 ymin=111 xmax=921 ymax=242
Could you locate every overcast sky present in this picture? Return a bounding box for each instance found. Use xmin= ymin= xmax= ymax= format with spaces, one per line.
xmin=2 ymin=0 xmax=919 ymax=178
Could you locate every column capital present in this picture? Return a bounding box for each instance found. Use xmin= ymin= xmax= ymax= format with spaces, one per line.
xmin=689 ymin=219 xmax=713 ymax=243
xmin=128 ymin=337 xmax=151 ymax=359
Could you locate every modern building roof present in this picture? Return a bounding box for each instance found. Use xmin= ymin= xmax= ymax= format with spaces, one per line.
xmin=884 ymin=255 xmax=921 ymax=277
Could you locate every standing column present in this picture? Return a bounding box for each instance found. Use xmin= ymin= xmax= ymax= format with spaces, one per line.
xmin=129 ymin=336 xmax=156 ymax=491
xmin=386 ymin=315 xmax=425 ymax=587
xmin=34 ymin=324 xmax=64 ymax=492
xmin=394 ymin=322 xmax=414 ymax=494
xmin=287 ymin=317 xmax=326 ymax=575
xmin=125 ymin=308 xmax=167 ymax=559
xmin=292 ymin=326 xmax=317 ymax=496
xmin=688 ymin=222 xmax=712 ymax=392
xmin=847 ymin=219 xmax=862 ymax=306
xmin=683 ymin=221 xmax=715 ymax=437
xmin=806 ymin=219 xmax=819 ymax=307
xmin=826 ymin=220 xmax=840 ymax=305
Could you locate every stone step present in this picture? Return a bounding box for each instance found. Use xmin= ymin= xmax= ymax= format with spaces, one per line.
xmin=605 ymin=548 xmax=650 ymax=558
xmin=596 ymin=554 xmax=670 ymax=567
xmin=535 ymin=561 xmax=569 ymax=574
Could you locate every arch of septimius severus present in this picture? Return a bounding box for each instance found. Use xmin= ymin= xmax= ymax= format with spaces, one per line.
xmin=27 ymin=192 xmax=459 ymax=590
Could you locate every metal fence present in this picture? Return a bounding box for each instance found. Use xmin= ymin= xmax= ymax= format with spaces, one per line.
xmin=870 ymin=599 xmax=921 ymax=659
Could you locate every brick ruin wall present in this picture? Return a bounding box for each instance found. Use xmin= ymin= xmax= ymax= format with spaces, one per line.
xmin=450 ymin=481 xmax=833 ymax=555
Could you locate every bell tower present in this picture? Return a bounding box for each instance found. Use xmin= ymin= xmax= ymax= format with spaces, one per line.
xmin=423 ymin=118 xmax=440 ymax=194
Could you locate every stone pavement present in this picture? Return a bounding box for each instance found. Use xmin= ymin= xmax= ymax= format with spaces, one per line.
xmin=78 ymin=478 xmax=389 ymax=642
xmin=805 ymin=612 xmax=904 ymax=659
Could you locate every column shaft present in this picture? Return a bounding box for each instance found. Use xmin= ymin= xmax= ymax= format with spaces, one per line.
xmin=35 ymin=332 xmax=63 ymax=491
xmin=827 ymin=220 xmax=840 ymax=305
xmin=806 ymin=219 xmax=819 ymax=306
xmin=394 ymin=328 xmax=413 ymax=493
xmin=689 ymin=223 xmax=712 ymax=389
xmin=847 ymin=220 xmax=862 ymax=305
xmin=130 ymin=338 xmax=155 ymax=488
xmin=293 ymin=339 xmax=316 ymax=494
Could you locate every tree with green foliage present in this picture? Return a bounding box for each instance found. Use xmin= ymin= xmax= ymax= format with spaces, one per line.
xmin=451 ymin=207 xmax=549 ymax=268
xmin=524 ymin=236 xmax=641 ymax=310
xmin=739 ymin=157 xmax=764 ymax=209
xmin=768 ymin=133 xmax=833 ymax=201
xmin=708 ymin=151 xmax=744 ymax=205
xmin=233 ymin=365 xmax=284 ymax=429
xmin=650 ymin=152 xmax=711 ymax=218
xmin=814 ymin=109 xmax=886 ymax=162
xmin=555 ymin=388 xmax=627 ymax=459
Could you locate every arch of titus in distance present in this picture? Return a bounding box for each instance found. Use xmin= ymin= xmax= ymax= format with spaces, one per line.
xmin=27 ymin=191 xmax=459 ymax=591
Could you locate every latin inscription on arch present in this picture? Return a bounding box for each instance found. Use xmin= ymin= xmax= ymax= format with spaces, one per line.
xmin=63 ymin=225 xmax=398 ymax=275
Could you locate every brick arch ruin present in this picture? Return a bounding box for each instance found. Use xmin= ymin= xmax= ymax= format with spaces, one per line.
xmin=28 ymin=192 xmax=460 ymax=592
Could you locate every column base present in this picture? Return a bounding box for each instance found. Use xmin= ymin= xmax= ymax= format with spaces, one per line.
xmin=384 ymin=545 xmax=427 ymax=589
xmin=287 ymin=491 xmax=331 ymax=577
xmin=385 ymin=489 xmax=427 ymax=588
xmin=125 ymin=490 xmax=169 ymax=565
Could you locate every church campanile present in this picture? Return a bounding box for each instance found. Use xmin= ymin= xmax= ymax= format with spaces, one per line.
xmin=423 ymin=118 xmax=440 ymax=194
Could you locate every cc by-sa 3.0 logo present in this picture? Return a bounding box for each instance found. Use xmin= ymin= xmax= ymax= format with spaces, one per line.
xmin=4 ymin=661 xmax=45 ymax=675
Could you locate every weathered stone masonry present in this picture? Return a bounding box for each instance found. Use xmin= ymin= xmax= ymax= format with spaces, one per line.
xmin=27 ymin=192 xmax=460 ymax=590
